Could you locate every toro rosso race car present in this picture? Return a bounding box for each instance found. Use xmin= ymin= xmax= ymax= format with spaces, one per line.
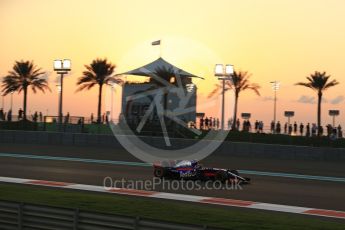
xmin=153 ymin=160 xmax=250 ymax=184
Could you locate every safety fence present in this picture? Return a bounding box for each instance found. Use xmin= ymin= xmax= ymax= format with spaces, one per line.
xmin=0 ymin=200 xmax=225 ymax=230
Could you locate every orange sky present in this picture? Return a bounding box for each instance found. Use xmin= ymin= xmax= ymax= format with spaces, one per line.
xmin=1 ymin=0 xmax=345 ymax=127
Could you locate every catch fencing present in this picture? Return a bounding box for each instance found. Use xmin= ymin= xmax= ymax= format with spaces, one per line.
xmin=0 ymin=200 xmax=225 ymax=230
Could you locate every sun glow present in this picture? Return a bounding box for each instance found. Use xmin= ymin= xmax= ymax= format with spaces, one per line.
xmin=1 ymin=0 xmax=345 ymax=126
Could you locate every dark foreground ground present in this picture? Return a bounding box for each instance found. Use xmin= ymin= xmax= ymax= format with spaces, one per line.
xmin=0 ymin=183 xmax=344 ymax=230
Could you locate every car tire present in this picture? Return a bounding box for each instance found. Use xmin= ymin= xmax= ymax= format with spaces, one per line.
xmin=154 ymin=168 xmax=165 ymax=178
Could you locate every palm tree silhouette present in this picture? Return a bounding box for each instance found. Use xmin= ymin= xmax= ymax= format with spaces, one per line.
xmin=76 ymin=58 xmax=122 ymax=124
xmin=1 ymin=60 xmax=50 ymax=120
xmin=295 ymin=71 xmax=339 ymax=135
xmin=209 ymin=71 xmax=260 ymax=130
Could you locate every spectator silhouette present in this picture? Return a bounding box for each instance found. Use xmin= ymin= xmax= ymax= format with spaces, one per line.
xmin=242 ymin=120 xmax=247 ymax=131
xmin=64 ymin=112 xmax=70 ymax=124
xmin=91 ymin=113 xmax=94 ymax=123
xmin=0 ymin=109 xmax=4 ymax=120
xmin=236 ymin=119 xmax=240 ymax=130
xmin=205 ymin=117 xmax=209 ymax=130
xmin=227 ymin=119 xmax=232 ymax=129
xmin=311 ymin=124 xmax=317 ymax=136
xmin=299 ymin=123 xmax=304 ymax=136
xmin=338 ymin=125 xmax=343 ymax=138
xmin=326 ymin=124 xmax=332 ymax=137
xmin=7 ymin=110 xmax=12 ymax=122
xmin=288 ymin=124 xmax=293 ymax=135
xmin=18 ymin=108 xmax=23 ymax=120
xmin=32 ymin=111 xmax=38 ymax=122
xmin=306 ymin=123 xmax=311 ymax=137
xmin=200 ymin=117 xmax=204 ymax=130
xmin=276 ymin=121 xmax=281 ymax=134
xmin=293 ymin=122 xmax=297 ymax=134
xmin=270 ymin=121 xmax=275 ymax=133
xmin=259 ymin=121 xmax=264 ymax=133
xmin=255 ymin=120 xmax=259 ymax=132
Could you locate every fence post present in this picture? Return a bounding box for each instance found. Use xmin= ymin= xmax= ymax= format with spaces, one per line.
xmin=134 ymin=216 xmax=140 ymax=230
xmin=18 ymin=203 xmax=23 ymax=230
xmin=73 ymin=208 xmax=79 ymax=230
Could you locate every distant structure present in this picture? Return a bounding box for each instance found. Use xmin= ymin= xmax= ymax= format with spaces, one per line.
xmin=119 ymin=58 xmax=201 ymax=127
xmin=121 ymin=82 xmax=197 ymax=124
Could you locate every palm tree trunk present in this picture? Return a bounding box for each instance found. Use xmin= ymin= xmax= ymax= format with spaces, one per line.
xmin=97 ymin=84 xmax=103 ymax=124
xmin=317 ymin=90 xmax=322 ymax=136
xmin=232 ymin=93 xmax=239 ymax=130
xmin=23 ymin=87 xmax=28 ymax=121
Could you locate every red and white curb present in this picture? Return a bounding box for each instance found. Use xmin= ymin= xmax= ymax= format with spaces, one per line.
xmin=1 ymin=176 xmax=345 ymax=220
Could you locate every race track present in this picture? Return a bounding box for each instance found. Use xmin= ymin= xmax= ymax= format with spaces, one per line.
xmin=0 ymin=143 xmax=344 ymax=212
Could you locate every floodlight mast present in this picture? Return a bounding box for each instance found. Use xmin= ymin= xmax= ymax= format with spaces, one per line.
xmin=53 ymin=59 xmax=71 ymax=126
xmin=270 ymin=81 xmax=280 ymax=130
xmin=214 ymin=64 xmax=234 ymax=130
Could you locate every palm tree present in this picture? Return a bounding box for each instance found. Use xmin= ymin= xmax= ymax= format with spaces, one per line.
xmin=209 ymin=71 xmax=261 ymax=130
xmin=295 ymin=71 xmax=339 ymax=135
xmin=1 ymin=60 xmax=50 ymax=120
xmin=76 ymin=58 xmax=122 ymax=123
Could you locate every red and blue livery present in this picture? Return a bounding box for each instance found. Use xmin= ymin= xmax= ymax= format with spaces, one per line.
xmin=153 ymin=160 xmax=250 ymax=184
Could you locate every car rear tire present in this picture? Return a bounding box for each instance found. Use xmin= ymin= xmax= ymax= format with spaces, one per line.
xmin=154 ymin=168 xmax=165 ymax=178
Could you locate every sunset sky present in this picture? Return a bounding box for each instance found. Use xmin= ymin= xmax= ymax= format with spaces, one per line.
xmin=1 ymin=0 xmax=345 ymax=127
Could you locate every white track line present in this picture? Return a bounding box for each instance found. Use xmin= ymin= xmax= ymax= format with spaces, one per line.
xmin=0 ymin=176 xmax=344 ymax=220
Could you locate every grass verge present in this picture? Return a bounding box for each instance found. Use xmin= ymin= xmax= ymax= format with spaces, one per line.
xmin=0 ymin=183 xmax=344 ymax=230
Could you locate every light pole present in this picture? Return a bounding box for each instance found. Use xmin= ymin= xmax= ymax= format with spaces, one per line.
xmin=214 ymin=64 xmax=234 ymax=130
xmin=56 ymin=83 xmax=62 ymax=121
xmin=53 ymin=59 xmax=71 ymax=125
xmin=270 ymin=81 xmax=280 ymax=126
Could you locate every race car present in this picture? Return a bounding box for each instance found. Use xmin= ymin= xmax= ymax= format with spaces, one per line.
xmin=153 ymin=160 xmax=250 ymax=184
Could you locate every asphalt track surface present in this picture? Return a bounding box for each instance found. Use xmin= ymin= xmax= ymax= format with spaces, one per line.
xmin=0 ymin=143 xmax=345 ymax=212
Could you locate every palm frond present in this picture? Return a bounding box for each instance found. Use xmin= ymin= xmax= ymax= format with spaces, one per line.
xmin=208 ymin=84 xmax=222 ymax=98
xmin=2 ymin=60 xmax=48 ymax=95
xmin=295 ymin=82 xmax=313 ymax=89
xmin=324 ymin=79 xmax=339 ymax=90
xmin=76 ymin=82 xmax=96 ymax=92
xmin=106 ymin=75 xmax=124 ymax=86
xmin=296 ymin=71 xmax=339 ymax=92
xmin=208 ymin=70 xmax=260 ymax=98
xmin=77 ymin=58 xmax=116 ymax=91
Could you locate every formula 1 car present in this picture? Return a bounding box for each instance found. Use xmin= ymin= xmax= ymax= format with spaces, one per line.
xmin=153 ymin=160 xmax=250 ymax=184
